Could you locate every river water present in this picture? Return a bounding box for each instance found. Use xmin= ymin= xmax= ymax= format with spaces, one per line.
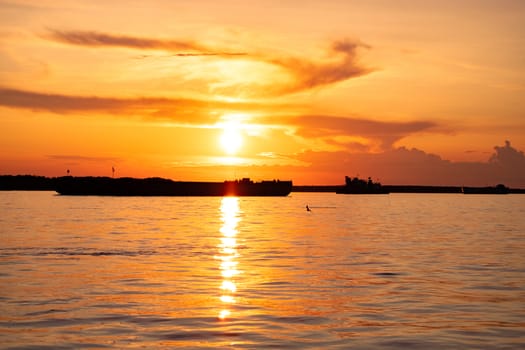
xmin=1 ymin=191 xmax=524 ymax=349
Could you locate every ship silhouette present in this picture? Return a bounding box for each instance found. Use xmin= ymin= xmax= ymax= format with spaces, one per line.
xmin=55 ymin=176 xmax=292 ymax=196
xmin=336 ymin=176 xmax=389 ymax=194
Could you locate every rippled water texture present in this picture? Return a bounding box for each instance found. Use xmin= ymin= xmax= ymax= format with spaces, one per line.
xmin=1 ymin=191 xmax=524 ymax=349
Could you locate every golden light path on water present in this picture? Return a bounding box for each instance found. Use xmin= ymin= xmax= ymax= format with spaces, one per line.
xmin=217 ymin=197 xmax=240 ymax=320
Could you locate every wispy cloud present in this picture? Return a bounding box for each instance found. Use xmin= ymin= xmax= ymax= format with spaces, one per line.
xmin=0 ymin=87 xmax=265 ymax=124
xmin=276 ymin=114 xmax=439 ymax=149
xmin=45 ymin=29 xmax=247 ymax=57
xmin=43 ymin=29 xmax=372 ymax=94
xmin=48 ymin=154 xmax=120 ymax=162
xmin=0 ymin=87 xmax=440 ymax=148
xmin=211 ymin=38 xmax=373 ymax=96
xmin=269 ymin=39 xmax=372 ymax=93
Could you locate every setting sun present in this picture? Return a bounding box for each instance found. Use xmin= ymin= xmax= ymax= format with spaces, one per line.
xmin=220 ymin=124 xmax=243 ymax=155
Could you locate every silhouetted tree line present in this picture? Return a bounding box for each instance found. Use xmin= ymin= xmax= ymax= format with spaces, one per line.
xmin=0 ymin=175 xmax=58 ymax=190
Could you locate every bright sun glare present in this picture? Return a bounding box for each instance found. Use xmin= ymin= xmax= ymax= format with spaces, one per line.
xmin=220 ymin=124 xmax=243 ymax=155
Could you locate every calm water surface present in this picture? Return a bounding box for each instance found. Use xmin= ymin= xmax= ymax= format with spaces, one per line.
xmin=1 ymin=191 xmax=524 ymax=349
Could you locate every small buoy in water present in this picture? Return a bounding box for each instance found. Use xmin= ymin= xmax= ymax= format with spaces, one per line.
xmin=306 ymin=205 xmax=311 ymax=212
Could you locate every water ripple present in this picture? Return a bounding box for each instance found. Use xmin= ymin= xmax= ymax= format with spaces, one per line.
xmin=1 ymin=192 xmax=524 ymax=349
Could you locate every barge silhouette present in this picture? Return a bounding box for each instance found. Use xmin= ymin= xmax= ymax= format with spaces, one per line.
xmin=336 ymin=176 xmax=390 ymax=194
xmin=55 ymin=177 xmax=292 ymax=196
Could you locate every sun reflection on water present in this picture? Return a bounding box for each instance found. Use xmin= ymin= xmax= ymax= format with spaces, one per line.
xmin=217 ymin=197 xmax=240 ymax=320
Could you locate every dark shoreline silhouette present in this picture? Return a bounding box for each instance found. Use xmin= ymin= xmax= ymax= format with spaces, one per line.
xmin=296 ymin=176 xmax=523 ymax=194
xmin=1 ymin=175 xmax=524 ymax=194
xmin=295 ymin=184 xmax=524 ymax=194
xmin=0 ymin=175 xmax=56 ymax=191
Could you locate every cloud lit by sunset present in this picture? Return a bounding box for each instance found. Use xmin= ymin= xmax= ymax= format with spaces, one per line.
xmin=1 ymin=0 xmax=524 ymax=187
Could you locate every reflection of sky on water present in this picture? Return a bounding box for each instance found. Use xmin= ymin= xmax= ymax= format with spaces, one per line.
xmin=217 ymin=197 xmax=240 ymax=320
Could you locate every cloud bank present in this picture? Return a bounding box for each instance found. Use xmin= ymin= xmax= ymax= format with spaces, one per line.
xmin=291 ymin=141 xmax=525 ymax=187
xmin=290 ymin=115 xmax=438 ymax=149
xmin=161 ymin=141 xmax=525 ymax=188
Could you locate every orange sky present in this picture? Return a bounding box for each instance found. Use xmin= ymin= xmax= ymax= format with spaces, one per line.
xmin=1 ymin=0 xmax=525 ymax=186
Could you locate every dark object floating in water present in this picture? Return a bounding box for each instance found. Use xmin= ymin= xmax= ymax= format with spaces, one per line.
xmin=462 ymin=184 xmax=509 ymax=194
xmin=336 ymin=176 xmax=390 ymax=194
xmin=373 ymin=272 xmax=401 ymax=277
xmin=55 ymin=176 xmax=292 ymax=197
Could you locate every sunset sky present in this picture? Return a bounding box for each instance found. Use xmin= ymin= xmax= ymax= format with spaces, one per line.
xmin=1 ymin=0 xmax=525 ymax=186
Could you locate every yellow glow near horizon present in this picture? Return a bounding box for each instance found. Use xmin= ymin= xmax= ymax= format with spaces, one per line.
xmin=220 ymin=123 xmax=243 ymax=155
